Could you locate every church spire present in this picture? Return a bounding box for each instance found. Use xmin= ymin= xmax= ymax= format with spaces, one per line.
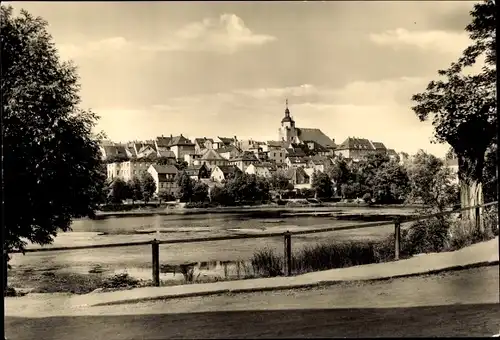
xmin=285 ymin=98 xmax=290 ymax=117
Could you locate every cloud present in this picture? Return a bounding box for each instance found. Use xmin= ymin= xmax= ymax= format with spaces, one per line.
xmin=57 ymin=13 xmax=275 ymax=60
xmin=369 ymin=28 xmax=471 ymax=55
xmin=143 ymin=13 xmax=276 ymax=54
xmin=95 ymin=76 xmax=449 ymax=157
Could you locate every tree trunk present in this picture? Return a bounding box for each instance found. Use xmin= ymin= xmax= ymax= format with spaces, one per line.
xmin=460 ymin=178 xmax=484 ymax=232
xmin=457 ymin=152 xmax=486 ymax=233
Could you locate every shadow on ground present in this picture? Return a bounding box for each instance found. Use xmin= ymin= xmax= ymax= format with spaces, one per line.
xmin=5 ymin=303 xmax=499 ymax=339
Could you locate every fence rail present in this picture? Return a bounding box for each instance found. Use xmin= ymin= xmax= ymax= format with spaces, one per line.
xmin=6 ymin=201 xmax=498 ymax=287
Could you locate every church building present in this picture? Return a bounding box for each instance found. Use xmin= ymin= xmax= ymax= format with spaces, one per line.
xmin=278 ymin=99 xmax=336 ymax=150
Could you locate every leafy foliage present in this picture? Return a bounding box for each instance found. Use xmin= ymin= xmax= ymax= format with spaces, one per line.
xmin=158 ymin=189 xmax=175 ymax=202
xmin=192 ymin=182 xmax=209 ymax=203
xmin=410 ymin=0 xmax=496 ymax=213
xmin=406 ymin=150 xmax=459 ymax=212
xmin=156 ymin=156 xmax=173 ymax=166
xmin=370 ymin=161 xmax=410 ymax=204
xmin=311 ymin=172 xmax=333 ymax=199
xmin=175 ymin=171 xmax=193 ymax=202
xmin=2 ymin=6 xmax=106 ymax=251
xmin=108 ymin=178 xmax=129 ymax=204
xmin=209 ymin=186 xmax=234 ymax=206
xmin=126 ymin=177 xmax=142 ymax=203
xmin=103 ymin=154 xmax=129 ymax=164
xmin=175 ymin=160 xmax=188 ymax=171
xmin=270 ymin=170 xmax=291 ymax=198
xmin=327 ymin=157 xmax=351 ymax=195
xmin=483 ymin=142 xmax=497 ymax=203
xmin=140 ymin=172 xmax=156 ymax=203
xmin=225 ymin=173 xmax=270 ymax=203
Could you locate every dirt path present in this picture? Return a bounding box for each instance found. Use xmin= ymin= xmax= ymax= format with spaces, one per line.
xmin=6 ymin=267 xmax=499 ymax=338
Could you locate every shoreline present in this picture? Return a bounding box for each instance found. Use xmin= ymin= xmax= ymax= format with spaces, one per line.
xmin=91 ymin=203 xmax=424 ymax=220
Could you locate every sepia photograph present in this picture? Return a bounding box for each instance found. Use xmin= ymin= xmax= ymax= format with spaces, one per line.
xmin=2 ymin=0 xmax=498 ymax=338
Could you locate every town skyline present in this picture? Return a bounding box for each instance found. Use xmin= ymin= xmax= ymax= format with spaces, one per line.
xmin=9 ymin=1 xmax=482 ymax=157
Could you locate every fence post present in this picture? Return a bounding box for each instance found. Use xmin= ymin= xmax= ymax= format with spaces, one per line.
xmin=283 ymin=231 xmax=292 ymax=276
xmin=394 ymin=219 xmax=401 ymax=261
xmin=151 ymin=239 xmax=160 ymax=287
xmin=475 ymin=205 xmax=481 ymax=230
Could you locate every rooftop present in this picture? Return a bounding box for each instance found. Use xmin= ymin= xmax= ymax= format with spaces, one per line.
xmin=150 ymin=164 xmax=178 ymax=175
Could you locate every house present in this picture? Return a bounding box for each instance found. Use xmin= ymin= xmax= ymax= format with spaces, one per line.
xmin=285 ymin=147 xmax=307 ymax=158
xmin=217 ymin=145 xmax=242 ymax=160
xmin=100 ymin=144 xmax=128 ymax=161
xmin=213 ymin=136 xmax=237 ymax=149
xmin=335 ymin=137 xmax=376 ymax=161
xmin=131 ymin=141 xmax=157 ymax=158
xmin=303 ymin=140 xmax=331 ymax=156
xmin=307 ymin=155 xmax=334 ymax=173
xmin=157 ymin=150 xmax=177 ymax=165
xmin=194 ymin=137 xmax=214 ymax=153
xmin=147 ymin=164 xmax=179 ymax=195
xmin=136 ymin=143 xmax=158 ymax=159
xmin=184 ymin=152 xmax=204 ymax=166
xmin=155 ymin=135 xmax=173 ymax=149
xmin=169 ymin=135 xmax=195 ymax=160
xmin=245 ymin=164 xmax=272 ymax=178
xmin=210 ymin=165 xmax=242 ymax=183
xmin=286 ymin=167 xmax=311 ymax=189
xmin=107 ymin=159 xmax=155 ymax=181
xmin=262 ymin=140 xmax=291 ymax=153
xmin=372 ymin=142 xmax=388 ymax=155
xmin=286 ymin=156 xmax=308 ymax=169
xmin=387 ymin=149 xmax=398 ymax=161
xmin=238 ymin=139 xmax=264 ymax=152
xmin=194 ymin=149 xmax=229 ymax=170
xmin=266 ymin=147 xmax=287 ymax=164
xmin=228 ymin=151 xmax=260 ymax=171
xmin=184 ymin=164 xmax=210 ymax=181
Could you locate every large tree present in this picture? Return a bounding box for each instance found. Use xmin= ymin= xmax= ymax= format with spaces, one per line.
xmin=406 ymin=150 xmax=459 ymax=212
xmin=2 ymin=6 xmax=106 ymax=254
xmin=269 ymin=170 xmax=291 ymax=199
xmin=140 ymin=172 xmax=156 ymax=203
xmin=371 ymin=160 xmax=410 ymax=204
xmin=327 ymin=157 xmax=351 ymax=196
xmin=311 ymin=172 xmax=333 ymax=199
xmin=175 ymin=171 xmax=194 ymax=202
xmin=411 ymin=0 xmax=496 ymax=231
xmin=126 ymin=176 xmax=142 ymax=204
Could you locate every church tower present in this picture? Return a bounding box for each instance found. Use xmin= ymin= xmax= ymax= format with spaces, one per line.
xmin=278 ymin=99 xmax=298 ymax=143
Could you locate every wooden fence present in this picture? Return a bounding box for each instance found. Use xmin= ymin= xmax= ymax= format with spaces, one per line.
xmin=6 ymin=201 xmax=498 ymax=287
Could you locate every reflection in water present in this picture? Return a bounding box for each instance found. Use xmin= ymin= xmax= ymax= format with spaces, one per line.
xmin=160 ymin=260 xmax=252 ymax=280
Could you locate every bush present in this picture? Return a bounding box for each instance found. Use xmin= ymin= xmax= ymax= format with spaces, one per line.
xmin=404 ymin=217 xmax=450 ymax=255
xmin=293 ymin=241 xmax=378 ymax=273
xmin=483 ymin=207 xmax=499 ymax=236
xmin=102 ymin=273 xmax=139 ymax=289
xmin=362 ymin=193 xmax=372 ymax=203
xmin=251 ymin=248 xmax=283 ymax=277
xmin=250 ymin=240 xmax=397 ymax=277
xmin=447 ymin=208 xmax=498 ymax=250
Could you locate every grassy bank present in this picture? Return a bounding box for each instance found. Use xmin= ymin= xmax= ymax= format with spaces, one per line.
xmin=251 ymin=208 xmax=498 ymax=277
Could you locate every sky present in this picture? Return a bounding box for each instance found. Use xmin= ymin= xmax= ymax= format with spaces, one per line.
xmin=9 ymin=1 xmax=481 ymax=157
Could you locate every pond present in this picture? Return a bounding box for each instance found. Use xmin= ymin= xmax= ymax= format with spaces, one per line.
xmin=10 ymin=206 xmax=418 ymax=283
